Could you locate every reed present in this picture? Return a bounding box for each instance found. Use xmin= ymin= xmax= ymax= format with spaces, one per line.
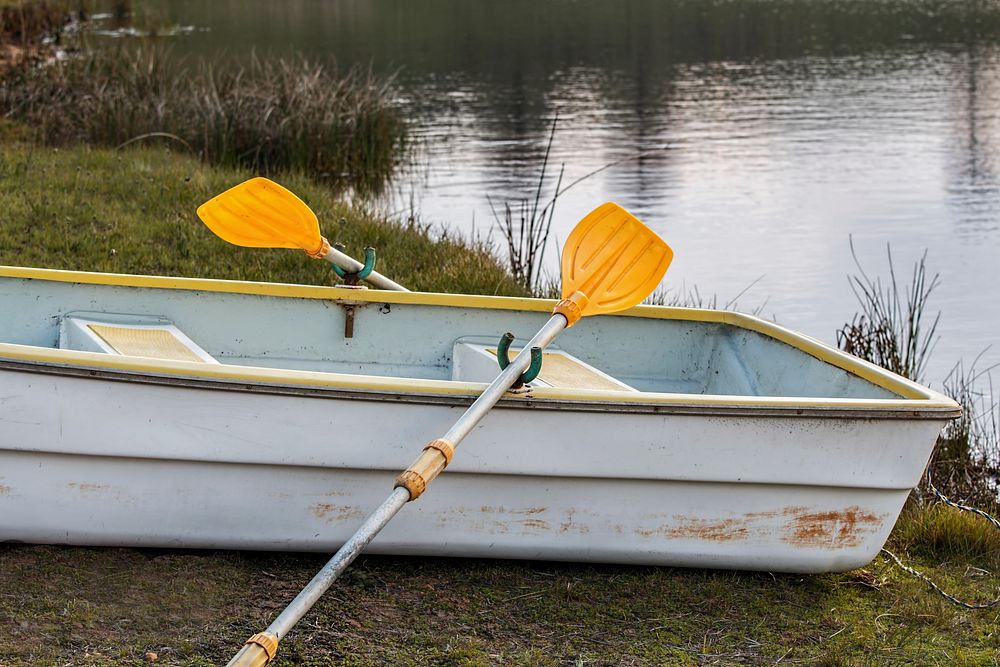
xmin=644 ymin=277 xmax=768 ymax=314
xmin=491 ymin=118 xmax=671 ymax=296
xmin=835 ymin=239 xmax=940 ymax=384
xmin=0 ymin=45 xmax=408 ymax=193
xmin=489 ymin=117 xmax=562 ymax=294
xmin=835 ymin=241 xmax=999 ymax=508
xmin=929 ymin=358 xmax=1000 ymax=508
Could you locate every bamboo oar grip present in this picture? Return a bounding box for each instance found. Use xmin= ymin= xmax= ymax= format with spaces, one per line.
xmin=226 ymin=632 xmax=278 ymax=666
xmin=394 ymin=439 xmax=455 ymax=500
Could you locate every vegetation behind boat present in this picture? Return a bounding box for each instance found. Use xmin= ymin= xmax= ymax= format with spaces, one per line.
xmin=0 ymin=0 xmax=71 ymax=44
xmin=0 ymin=43 xmax=409 ymax=195
xmin=0 ymin=135 xmax=528 ymax=296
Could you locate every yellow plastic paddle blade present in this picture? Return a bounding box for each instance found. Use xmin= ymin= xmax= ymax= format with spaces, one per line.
xmin=558 ymin=202 xmax=672 ymax=323
xmin=196 ymin=177 xmax=326 ymax=256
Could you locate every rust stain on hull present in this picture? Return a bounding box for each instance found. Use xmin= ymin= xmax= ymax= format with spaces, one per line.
xmin=0 ymin=484 xmax=11 ymax=495
xmin=559 ymin=509 xmax=591 ymax=535
xmin=784 ymin=506 xmax=882 ymax=548
xmin=638 ymin=510 xmax=783 ymax=542
xmin=67 ymin=482 xmax=111 ymax=492
xmin=425 ymin=502 xmax=883 ymax=548
xmin=428 ymin=505 xmax=555 ymax=535
xmin=311 ymin=503 xmax=364 ymax=522
xmin=638 ymin=506 xmax=885 ymax=548
xmin=479 ymin=505 xmax=547 ymax=515
xmin=639 ymin=517 xmax=750 ymax=542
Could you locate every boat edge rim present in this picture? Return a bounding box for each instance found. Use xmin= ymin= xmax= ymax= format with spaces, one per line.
xmin=0 ymin=266 xmax=959 ymax=414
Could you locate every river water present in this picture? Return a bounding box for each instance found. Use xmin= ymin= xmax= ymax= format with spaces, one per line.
xmin=126 ymin=0 xmax=1000 ymax=385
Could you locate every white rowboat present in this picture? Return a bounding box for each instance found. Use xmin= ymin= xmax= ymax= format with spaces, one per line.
xmin=0 ymin=266 xmax=959 ymax=573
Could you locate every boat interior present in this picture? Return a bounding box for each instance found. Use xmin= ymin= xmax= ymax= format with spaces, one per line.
xmin=0 ymin=271 xmax=904 ymax=400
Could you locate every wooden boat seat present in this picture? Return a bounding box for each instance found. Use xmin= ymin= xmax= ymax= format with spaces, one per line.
xmin=58 ymin=316 xmax=219 ymax=364
xmin=452 ymin=341 xmax=636 ymax=391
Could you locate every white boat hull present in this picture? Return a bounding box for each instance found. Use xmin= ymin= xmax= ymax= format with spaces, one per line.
xmin=0 ymin=267 xmax=959 ymax=573
xmin=0 ymin=361 xmax=943 ymax=573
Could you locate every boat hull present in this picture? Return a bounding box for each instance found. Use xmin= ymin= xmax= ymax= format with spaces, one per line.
xmin=0 ymin=361 xmax=945 ymax=573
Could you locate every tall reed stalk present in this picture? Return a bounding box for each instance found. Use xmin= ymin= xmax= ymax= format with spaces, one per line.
xmin=491 ymin=117 xmax=669 ymax=295
xmin=836 ymin=239 xmax=940 ymax=383
xmin=489 ymin=117 xmax=563 ymax=294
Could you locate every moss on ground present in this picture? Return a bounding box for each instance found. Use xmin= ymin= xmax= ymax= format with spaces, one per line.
xmin=1 ymin=511 xmax=999 ymax=666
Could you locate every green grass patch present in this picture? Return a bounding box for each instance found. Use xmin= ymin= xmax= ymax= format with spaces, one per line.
xmin=0 ymin=140 xmax=527 ymax=296
xmin=889 ymin=500 xmax=1000 ymax=574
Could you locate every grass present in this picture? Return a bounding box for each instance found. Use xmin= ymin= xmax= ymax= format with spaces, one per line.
xmin=2 ymin=510 xmax=1000 ymax=667
xmin=891 ymin=501 xmax=1000 ymax=575
xmin=0 ymin=131 xmax=527 ymax=296
xmin=931 ymin=359 xmax=1000 ymax=509
xmin=0 ymin=45 xmax=408 ymax=194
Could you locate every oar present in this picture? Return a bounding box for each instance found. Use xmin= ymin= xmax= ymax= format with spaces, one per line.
xmin=225 ymin=202 xmax=674 ymax=667
xmin=197 ymin=177 xmax=409 ymax=292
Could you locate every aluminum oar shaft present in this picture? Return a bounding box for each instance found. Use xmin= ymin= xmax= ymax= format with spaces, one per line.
xmin=272 ymin=487 xmax=409 ymax=639
xmin=227 ymin=314 xmax=567 ymax=666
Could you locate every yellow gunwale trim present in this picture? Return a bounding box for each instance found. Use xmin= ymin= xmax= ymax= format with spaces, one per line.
xmin=0 ymin=265 xmax=551 ymax=312
xmin=0 ymin=266 xmax=960 ymax=413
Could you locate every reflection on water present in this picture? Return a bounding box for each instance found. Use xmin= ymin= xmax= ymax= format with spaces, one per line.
xmin=128 ymin=0 xmax=1000 ymax=383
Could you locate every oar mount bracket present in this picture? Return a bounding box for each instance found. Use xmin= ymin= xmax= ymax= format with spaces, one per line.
xmin=496 ymin=332 xmax=543 ymax=388
xmin=331 ymin=243 xmax=377 ymax=286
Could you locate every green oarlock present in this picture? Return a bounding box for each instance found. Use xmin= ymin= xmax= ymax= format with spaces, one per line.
xmin=496 ymin=332 xmax=543 ymax=387
xmin=332 ymin=245 xmax=376 ymax=281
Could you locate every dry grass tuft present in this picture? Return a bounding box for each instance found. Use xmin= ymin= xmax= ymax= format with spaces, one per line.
xmin=0 ymin=45 xmax=408 ymax=194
